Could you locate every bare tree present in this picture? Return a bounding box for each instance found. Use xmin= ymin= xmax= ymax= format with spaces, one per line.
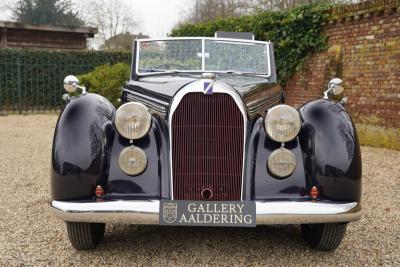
xmin=248 ymin=0 xmax=362 ymax=12
xmin=184 ymin=0 xmax=252 ymax=23
xmin=85 ymin=0 xmax=138 ymax=48
xmin=183 ymin=0 xmax=362 ymax=23
xmin=248 ymin=0 xmax=324 ymax=11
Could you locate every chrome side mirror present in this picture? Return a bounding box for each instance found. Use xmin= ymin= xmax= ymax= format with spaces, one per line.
xmin=324 ymin=78 xmax=344 ymax=99
xmin=63 ymin=75 xmax=87 ymax=95
xmin=63 ymin=75 xmax=79 ymax=92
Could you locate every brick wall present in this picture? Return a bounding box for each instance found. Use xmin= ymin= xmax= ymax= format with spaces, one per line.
xmin=285 ymin=0 xmax=400 ymax=129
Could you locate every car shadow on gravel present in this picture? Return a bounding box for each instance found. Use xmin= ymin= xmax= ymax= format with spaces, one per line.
xmin=95 ymin=224 xmax=309 ymax=255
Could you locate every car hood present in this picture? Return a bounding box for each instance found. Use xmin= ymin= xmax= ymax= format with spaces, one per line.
xmin=124 ymin=75 xmax=281 ymax=119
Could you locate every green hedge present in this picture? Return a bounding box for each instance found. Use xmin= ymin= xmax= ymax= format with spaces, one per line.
xmin=171 ymin=3 xmax=331 ymax=86
xmin=79 ymin=63 xmax=131 ymax=107
xmin=0 ymin=49 xmax=131 ymax=113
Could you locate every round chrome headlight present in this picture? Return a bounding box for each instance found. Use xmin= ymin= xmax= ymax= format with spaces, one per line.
xmin=265 ymin=104 xmax=301 ymax=142
xmin=267 ymin=147 xmax=296 ymax=177
xmin=115 ymin=102 xmax=151 ymax=140
xmin=119 ymin=146 xmax=147 ymax=175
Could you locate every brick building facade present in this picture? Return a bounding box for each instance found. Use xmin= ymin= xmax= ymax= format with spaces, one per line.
xmin=285 ymin=0 xmax=399 ymax=133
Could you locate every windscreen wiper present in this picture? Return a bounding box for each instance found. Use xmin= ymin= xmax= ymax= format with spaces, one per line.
xmin=138 ymin=68 xmax=179 ymax=73
xmin=222 ymin=70 xmax=267 ymax=77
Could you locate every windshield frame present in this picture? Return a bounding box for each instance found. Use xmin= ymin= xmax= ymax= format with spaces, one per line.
xmin=133 ymin=37 xmax=272 ymax=78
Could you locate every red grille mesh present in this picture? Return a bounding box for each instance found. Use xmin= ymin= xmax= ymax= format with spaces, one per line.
xmin=172 ymin=93 xmax=244 ymax=201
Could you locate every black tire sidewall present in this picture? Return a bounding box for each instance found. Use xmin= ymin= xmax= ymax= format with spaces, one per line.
xmin=66 ymin=222 xmax=105 ymax=250
xmin=301 ymin=223 xmax=347 ymax=251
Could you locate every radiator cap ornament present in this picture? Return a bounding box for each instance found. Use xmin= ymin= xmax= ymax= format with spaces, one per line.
xmin=201 ymin=72 xmax=216 ymax=80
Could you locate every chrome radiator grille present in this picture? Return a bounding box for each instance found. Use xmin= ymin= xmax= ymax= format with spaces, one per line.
xmin=171 ymin=93 xmax=244 ymax=201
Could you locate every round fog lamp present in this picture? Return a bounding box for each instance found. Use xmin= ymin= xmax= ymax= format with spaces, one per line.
xmin=267 ymin=147 xmax=296 ymax=177
xmin=115 ymin=102 xmax=151 ymax=140
xmin=119 ymin=146 xmax=147 ymax=175
xmin=265 ymin=104 xmax=301 ymax=142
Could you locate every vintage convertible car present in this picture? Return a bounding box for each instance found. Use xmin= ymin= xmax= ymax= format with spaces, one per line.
xmin=50 ymin=32 xmax=362 ymax=251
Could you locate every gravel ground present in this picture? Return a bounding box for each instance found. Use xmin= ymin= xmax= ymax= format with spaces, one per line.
xmin=0 ymin=114 xmax=399 ymax=266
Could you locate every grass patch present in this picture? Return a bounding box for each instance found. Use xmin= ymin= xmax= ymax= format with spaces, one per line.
xmin=356 ymin=123 xmax=400 ymax=151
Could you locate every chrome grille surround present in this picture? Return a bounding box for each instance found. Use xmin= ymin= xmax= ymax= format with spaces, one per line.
xmin=168 ymin=80 xmax=247 ymax=200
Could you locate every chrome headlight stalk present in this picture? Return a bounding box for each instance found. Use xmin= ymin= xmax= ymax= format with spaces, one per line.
xmin=114 ymin=102 xmax=152 ymax=140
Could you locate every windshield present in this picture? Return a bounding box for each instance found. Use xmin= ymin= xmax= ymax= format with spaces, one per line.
xmin=136 ymin=38 xmax=270 ymax=76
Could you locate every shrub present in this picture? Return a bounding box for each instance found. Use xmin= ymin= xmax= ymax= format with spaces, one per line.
xmin=170 ymin=3 xmax=331 ymax=86
xmin=79 ymin=63 xmax=130 ymax=107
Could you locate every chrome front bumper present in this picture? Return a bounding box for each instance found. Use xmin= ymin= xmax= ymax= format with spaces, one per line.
xmin=51 ymin=200 xmax=361 ymax=225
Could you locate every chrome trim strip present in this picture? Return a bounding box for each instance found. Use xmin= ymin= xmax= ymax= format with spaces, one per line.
xmin=247 ymin=94 xmax=280 ymax=111
xmin=256 ymin=201 xmax=357 ymax=215
xmin=126 ymin=96 xmax=166 ymax=117
xmin=51 ymin=200 xmax=362 ymax=225
xmin=124 ymin=89 xmax=168 ymax=118
xmin=52 ymin=200 xmax=159 ymax=225
xmin=52 ymin=200 xmax=159 ymax=213
xmin=168 ymin=80 xmax=248 ymax=200
xmin=123 ymin=89 xmax=169 ymax=106
xmin=247 ymin=94 xmax=281 ymax=118
xmin=135 ymin=37 xmax=271 ymax=78
xmin=201 ymin=38 xmax=205 ymax=70
xmin=138 ymin=36 xmax=270 ymax=45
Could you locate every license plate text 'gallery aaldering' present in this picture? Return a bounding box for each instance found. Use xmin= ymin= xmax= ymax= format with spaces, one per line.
xmin=159 ymin=201 xmax=256 ymax=227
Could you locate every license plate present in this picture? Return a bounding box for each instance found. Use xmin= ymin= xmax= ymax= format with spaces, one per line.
xmin=159 ymin=200 xmax=256 ymax=227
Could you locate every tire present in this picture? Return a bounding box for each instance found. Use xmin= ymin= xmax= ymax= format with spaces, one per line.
xmin=301 ymin=223 xmax=347 ymax=251
xmin=66 ymin=222 xmax=105 ymax=250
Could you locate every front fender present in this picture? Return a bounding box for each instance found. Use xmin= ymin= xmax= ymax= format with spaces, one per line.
xmin=51 ymin=93 xmax=115 ymax=201
xmin=243 ymin=118 xmax=308 ymax=201
xmin=299 ymin=99 xmax=362 ymax=202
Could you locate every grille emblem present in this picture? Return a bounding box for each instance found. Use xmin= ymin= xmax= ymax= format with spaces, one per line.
xmin=204 ymin=81 xmax=214 ymax=95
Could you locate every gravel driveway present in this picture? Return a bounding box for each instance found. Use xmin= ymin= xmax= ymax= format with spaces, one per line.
xmin=0 ymin=115 xmax=399 ymax=266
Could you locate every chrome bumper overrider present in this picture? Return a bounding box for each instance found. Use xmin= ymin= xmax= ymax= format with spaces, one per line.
xmin=51 ymin=200 xmax=361 ymax=225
